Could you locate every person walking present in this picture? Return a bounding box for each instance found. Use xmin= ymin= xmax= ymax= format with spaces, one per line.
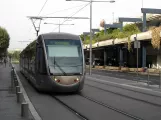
xmin=0 ymin=57 xmax=2 ymax=66
xmin=4 ymin=58 xmax=7 ymax=67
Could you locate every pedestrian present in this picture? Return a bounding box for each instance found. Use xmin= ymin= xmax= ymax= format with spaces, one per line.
xmin=0 ymin=57 xmax=2 ymax=65
xmin=4 ymin=58 xmax=7 ymax=67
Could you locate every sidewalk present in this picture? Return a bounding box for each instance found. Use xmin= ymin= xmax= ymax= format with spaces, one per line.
xmin=0 ymin=63 xmax=32 ymax=120
xmin=89 ymin=67 xmax=160 ymax=76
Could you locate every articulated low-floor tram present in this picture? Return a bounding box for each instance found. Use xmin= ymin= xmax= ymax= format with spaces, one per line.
xmin=20 ymin=32 xmax=86 ymax=92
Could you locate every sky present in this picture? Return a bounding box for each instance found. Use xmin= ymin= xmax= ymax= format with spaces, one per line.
xmin=0 ymin=0 xmax=161 ymax=50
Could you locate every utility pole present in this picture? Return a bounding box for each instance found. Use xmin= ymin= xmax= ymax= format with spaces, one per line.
xmin=89 ymin=0 xmax=92 ymax=75
xmin=66 ymin=0 xmax=115 ymax=75
xmin=112 ymin=12 xmax=114 ymax=23
xmin=59 ymin=21 xmax=60 ymax=33
xmin=142 ymin=0 xmax=143 ymax=8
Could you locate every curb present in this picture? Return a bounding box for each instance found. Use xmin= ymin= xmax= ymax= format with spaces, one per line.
xmin=87 ymin=67 xmax=160 ymax=76
xmin=11 ymin=64 xmax=42 ymax=120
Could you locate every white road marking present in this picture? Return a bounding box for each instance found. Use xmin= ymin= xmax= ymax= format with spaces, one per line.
xmin=86 ymin=76 xmax=161 ymax=95
xmin=13 ymin=65 xmax=42 ymax=120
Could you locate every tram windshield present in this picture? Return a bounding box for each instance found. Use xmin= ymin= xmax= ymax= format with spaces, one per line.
xmin=45 ymin=39 xmax=83 ymax=75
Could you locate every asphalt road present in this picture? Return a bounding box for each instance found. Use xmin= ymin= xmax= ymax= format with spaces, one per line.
xmin=14 ymin=66 xmax=82 ymax=120
xmin=83 ymin=79 xmax=161 ymax=120
xmin=14 ymin=65 xmax=161 ymax=120
xmin=87 ymin=69 xmax=161 ymax=85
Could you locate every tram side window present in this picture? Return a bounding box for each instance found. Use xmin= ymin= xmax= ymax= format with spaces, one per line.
xmin=36 ymin=46 xmax=47 ymax=74
xmin=31 ymin=55 xmax=35 ymax=74
xmin=27 ymin=58 xmax=29 ymax=69
xmin=25 ymin=57 xmax=27 ymax=69
xmin=30 ymin=49 xmax=36 ymax=74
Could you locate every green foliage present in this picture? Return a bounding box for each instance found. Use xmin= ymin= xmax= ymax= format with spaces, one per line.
xmin=8 ymin=51 xmax=12 ymax=58
xmin=0 ymin=27 xmax=10 ymax=50
xmin=123 ymin=23 xmax=140 ymax=33
xmin=11 ymin=60 xmax=19 ymax=64
xmin=20 ymin=40 xmax=36 ymax=59
xmin=79 ymin=34 xmax=84 ymax=41
xmin=9 ymin=51 xmax=21 ymax=61
xmin=0 ymin=49 xmax=7 ymax=58
xmin=25 ymin=40 xmax=36 ymax=52
xmin=82 ymin=23 xmax=140 ymax=44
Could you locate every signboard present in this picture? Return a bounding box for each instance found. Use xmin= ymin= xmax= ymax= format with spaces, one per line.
xmin=134 ymin=41 xmax=140 ymax=48
xmin=45 ymin=39 xmax=80 ymax=46
xmin=54 ymin=41 xmax=70 ymax=45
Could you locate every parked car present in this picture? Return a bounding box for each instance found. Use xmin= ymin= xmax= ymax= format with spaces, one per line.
xmin=86 ymin=58 xmax=104 ymax=66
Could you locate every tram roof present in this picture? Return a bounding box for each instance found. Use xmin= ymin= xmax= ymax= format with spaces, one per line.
xmin=41 ymin=32 xmax=80 ymax=40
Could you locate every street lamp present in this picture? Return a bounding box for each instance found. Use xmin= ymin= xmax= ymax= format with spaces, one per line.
xmin=66 ymin=0 xmax=115 ymax=75
xmin=44 ymin=22 xmax=74 ymax=32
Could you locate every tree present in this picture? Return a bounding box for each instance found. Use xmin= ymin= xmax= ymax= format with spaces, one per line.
xmin=11 ymin=51 xmax=21 ymax=60
xmin=0 ymin=26 xmax=10 ymax=56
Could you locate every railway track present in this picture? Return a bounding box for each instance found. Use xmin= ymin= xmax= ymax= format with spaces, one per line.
xmin=52 ymin=95 xmax=88 ymax=120
xmin=78 ymin=93 xmax=144 ymax=120
xmin=85 ymin=83 xmax=161 ymax=107
xmin=86 ymin=78 xmax=161 ymax=98
xmin=52 ymin=94 xmax=144 ymax=120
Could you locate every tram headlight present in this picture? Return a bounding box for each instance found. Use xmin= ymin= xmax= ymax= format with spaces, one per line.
xmin=54 ymin=78 xmax=60 ymax=83
xmin=74 ymin=77 xmax=79 ymax=82
xmin=51 ymin=77 xmax=60 ymax=83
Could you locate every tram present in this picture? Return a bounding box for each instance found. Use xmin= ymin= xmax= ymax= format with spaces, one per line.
xmin=20 ymin=32 xmax=85 ymax=92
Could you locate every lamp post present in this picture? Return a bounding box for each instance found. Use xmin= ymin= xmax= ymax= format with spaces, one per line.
xmin=44 ymin=22 xmax=74 ymax=32
xmin=66 ymin=0 xmax=115 ymax=75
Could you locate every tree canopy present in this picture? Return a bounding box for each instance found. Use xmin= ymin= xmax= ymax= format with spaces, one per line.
xmin=0 ymin=26 xmax=10 ymax=56
xmin=8 ymin=50 xmax=21 ymax=60
xmin=20 ymin=40 xmax=36 ymax=58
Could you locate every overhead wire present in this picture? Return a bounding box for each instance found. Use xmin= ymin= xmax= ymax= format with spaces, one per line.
xmin=52 ymin=3 xmax=90 ymax=32
xmin=27 ymin=2 xmax=86 ymax=34
xmin=42 ymin=3 xmax=88 ymax=16
xmin=27 ymin=0 xmax=49 ymax=34
xmin=37 ymin=0 xmax=49 ymax=16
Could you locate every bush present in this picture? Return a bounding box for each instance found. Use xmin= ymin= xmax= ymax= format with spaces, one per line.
xmin=82 ymin=23 xmax=140 ymax=44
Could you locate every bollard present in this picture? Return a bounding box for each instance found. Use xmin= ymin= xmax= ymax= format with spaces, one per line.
xmin=16 ymin=86 xmax=20 ymax=94
xmin=21 ymin=102 xmax=29 ymax=118
xmin=12 ymin=67 xmax=15 ymax=73
xmin=147 ymin=69 xmax=150 ymax=86
xmin=11 ymin=69 xmax=14 ymax=78
xmin=17 ymin=92 xmax=23 ymax=103
xmin=11 ymin=69 xmax=14 ymax=88
xmin=160 ymin=70 xmax=161 ymax=88
xmin=14 ymin=80 xmax=19 ymax=87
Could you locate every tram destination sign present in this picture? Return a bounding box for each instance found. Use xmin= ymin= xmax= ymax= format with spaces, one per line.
xmin=46 ymin=40 xmax=71 ymax=45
